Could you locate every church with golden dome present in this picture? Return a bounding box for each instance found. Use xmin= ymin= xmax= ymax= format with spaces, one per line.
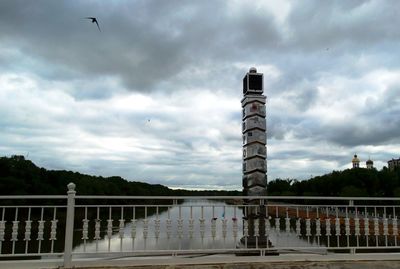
xmin=351 ymin=154 xmax=374 ymax=169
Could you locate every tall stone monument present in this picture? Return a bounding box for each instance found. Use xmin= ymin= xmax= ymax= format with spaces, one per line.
xmin=242 ymin=67 xmax=267 ymax=196
xmin=241 ymin=67 xmax=268 ymax=247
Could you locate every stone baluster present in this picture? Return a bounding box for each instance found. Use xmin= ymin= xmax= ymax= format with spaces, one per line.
xmin=316 ymin=218 xmax=321 ymax=237
xmin=24 ymin=220 xmax=32 ymax=242
xmin=285 ymin=216 xmax=290 ymax=234
xmin=296 ymin=218 xmax=301 ymax=236
xmin=37 ymin=220 xmax=45 ymax=241
xmin=265 ymin=217 xmax=270 ymax=236
xmin=131 ymin=219 xmax=137 ymax=240
xmin=393 ymin=217 xmax=398 ymax=236
xmin=0 ymin=220 xmax=5 ymax=242
xmin=254 ymin=218 xmax=259 ymax=238
xmin=354 ymin=217 xmax=360 ymax=236
xmin=275 ymin=217 xmax=280 ymax=233
xmin=82 ymin=219 xmax=89 ymax=240
xmin=177 ymin=219 xmax=184 ymax=239
xmin=374 ymin=216 xmax=379 ymax=237
xmin=11 ymin=220 xmax=19 ymax=242
xmin=143 ymin=219 xmax=149 ymax=239
xmin=335 ymin=217 xmax=341 ymax=236
xmin=106 ymin=219 xmax=113 ymax=239
xmin=306 ymin=218 xmax=311 ymax=237
xmin=325 ymin=218 xmax=331 ymax=237
xmin=364 ymin=216 xmax=370 ymax=237
xmin=94 ymin=219 xmax=101 ymax=240
xmin=232 ymin=217 xmax=238 ymax=238
xmin=243 ymin=219 xmax=249 ymax=237
xmin=222 ymin=218 xmax=228 ymax=239
xmin=345 ymin=217 xmax=351 ymax=236
xmin=119 ymin=219 xmax=125 ymax=239
xmin=50 ymin=219 xmax=58 ymax=241
xmin=199 ymin=218 xmax=205 ymax=239
xmin=154 ymin=219 xmax=161 ymax=239
xmin=383 ymin=217 xmax=389 ymax=236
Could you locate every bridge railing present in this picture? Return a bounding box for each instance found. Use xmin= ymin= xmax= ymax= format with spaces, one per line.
xmin=1 ymin=183 xmax=400 ymax=268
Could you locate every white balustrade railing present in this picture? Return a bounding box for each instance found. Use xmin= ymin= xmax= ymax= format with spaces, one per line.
xmin=1 ymin=183 xmax=400 ymax=268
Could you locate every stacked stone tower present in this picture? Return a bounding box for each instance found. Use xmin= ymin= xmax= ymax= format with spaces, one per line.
xmin=241 ymin=67 xmax=268 ymax=247
xmin=242 ymin=67 xmax=267 ymax=197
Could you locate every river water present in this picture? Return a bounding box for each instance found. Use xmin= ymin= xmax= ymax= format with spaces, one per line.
xmin=72 ymin=200 xmax=321 ymax=254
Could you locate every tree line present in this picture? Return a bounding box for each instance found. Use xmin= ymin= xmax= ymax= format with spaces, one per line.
xmin=1 ymin=155 xmax=399 ymax=197
xmin=0 ymin=155 xmax=240 ymax=196
xmin=268 ymin=166 xmax=400 ymax=197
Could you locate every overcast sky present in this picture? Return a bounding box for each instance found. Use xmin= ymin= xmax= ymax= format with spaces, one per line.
xmin=1 ymin=0 xmax=400 ymax=190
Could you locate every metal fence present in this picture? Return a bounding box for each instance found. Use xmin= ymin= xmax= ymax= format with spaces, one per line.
xmin=1 ymin=183 xmax=400 ymax=268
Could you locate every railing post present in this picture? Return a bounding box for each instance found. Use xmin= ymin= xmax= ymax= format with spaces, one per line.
xmin=63 ymin=183 xmax=76 ymax=268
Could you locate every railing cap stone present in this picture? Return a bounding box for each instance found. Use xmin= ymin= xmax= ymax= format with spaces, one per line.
xmin=67 ymin=182 xmax=76 ymax=191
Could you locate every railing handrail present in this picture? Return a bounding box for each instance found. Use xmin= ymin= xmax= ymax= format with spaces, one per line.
xmin=71 ymin=195 xmax=400 ymax=201
xmin=0 ymin=194 xmax=400 ymax=201
xmin=0 ymin=195 xmax=67 ymax=199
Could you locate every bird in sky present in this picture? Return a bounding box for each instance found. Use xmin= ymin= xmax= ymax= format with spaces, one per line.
xmin=85 ymin=17 xmax=101 ymax=32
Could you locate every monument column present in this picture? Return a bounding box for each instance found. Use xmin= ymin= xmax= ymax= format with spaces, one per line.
xmin=241 ymin=67 xmax=268 ymax=247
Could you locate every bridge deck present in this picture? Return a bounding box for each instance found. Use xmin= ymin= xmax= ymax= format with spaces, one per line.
xmin=2 ymin=253 xmax=400 ymax=269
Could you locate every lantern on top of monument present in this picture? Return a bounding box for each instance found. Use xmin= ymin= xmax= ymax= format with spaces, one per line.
xmin=243 ymin=67 xmax=263 ymax=95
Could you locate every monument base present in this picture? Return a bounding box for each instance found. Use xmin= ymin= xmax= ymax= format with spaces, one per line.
xmin=236 ymin=236 xmax=278 ymax=256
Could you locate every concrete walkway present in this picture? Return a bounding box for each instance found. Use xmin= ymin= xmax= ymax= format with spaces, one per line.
xmin=1 ymin=253 xmax=400 ymax=269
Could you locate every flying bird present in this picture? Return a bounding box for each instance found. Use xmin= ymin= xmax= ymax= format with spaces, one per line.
xmin=85 ymin=17 xmax=101 ymax=32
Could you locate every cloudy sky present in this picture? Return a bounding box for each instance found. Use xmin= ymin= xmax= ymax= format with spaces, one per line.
xmin=1 ymin=0 xmax=400 ymax=190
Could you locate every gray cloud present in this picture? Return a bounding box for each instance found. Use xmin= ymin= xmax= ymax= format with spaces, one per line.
xmin=287 ymin=1 xmax=400 ymax=50
xmin=326 ymin=84 xmax=400 ymax=146
xmin=0 ymin=0 xmax=286 ymax=95
xmin=1 ymin=0 xmax=400 ymax=188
